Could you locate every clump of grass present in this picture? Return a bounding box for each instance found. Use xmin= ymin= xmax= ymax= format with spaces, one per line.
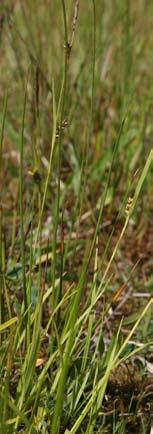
xmin=0 ymin=2 xmax=153 ymax=434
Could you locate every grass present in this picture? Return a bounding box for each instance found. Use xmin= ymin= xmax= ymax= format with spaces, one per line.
xmin=0 ymin=1 xmax=153 ymax=433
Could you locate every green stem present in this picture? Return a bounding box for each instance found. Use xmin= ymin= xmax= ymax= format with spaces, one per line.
xmin=19 ymin=83 xmax=28 ymax=322
xmin=0 ymin=92 xmax=8 ymax=341
xmin=52 ymin=0 xmax=69 ymax=312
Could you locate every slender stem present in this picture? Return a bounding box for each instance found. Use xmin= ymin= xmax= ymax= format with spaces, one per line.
xmin=51 ymin=3 xmax=97 ymax=432
xmin=19 ymin=83 xmax=28 ymax=320
xmin=52 ymin=0 xmax=69 ymax=311
xmin=91 ymin=0 xmax=96 ymax=136
xmin=0 ymin=92 xmax=8 ymax=341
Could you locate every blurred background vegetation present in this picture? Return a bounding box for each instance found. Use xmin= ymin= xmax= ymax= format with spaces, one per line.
xmin=0 ymin=1 xmax=153 ymax=433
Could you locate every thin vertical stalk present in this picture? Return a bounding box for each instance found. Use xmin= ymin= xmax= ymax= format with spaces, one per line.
xmin=19 ymin=84 xmax=28 ymax=321
xmin=91 ymin=0 xmax=96 ymax=136
xmin=124 ymin=0 xmax=131 ymax=94
xmin=0 ymin=92 xmax=7 ymax=340
xmin=77 ymin=0 xmax=96 ymax=223
xmin=0 ymin=92 xmax=7 ymax=171
xmin=27 ymin=207 xmax=34 ymax=347
xmin=52 ymin=0 xmax=69 ymax=313
xmin=51 ymin=4 xmax=97 ymax=431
